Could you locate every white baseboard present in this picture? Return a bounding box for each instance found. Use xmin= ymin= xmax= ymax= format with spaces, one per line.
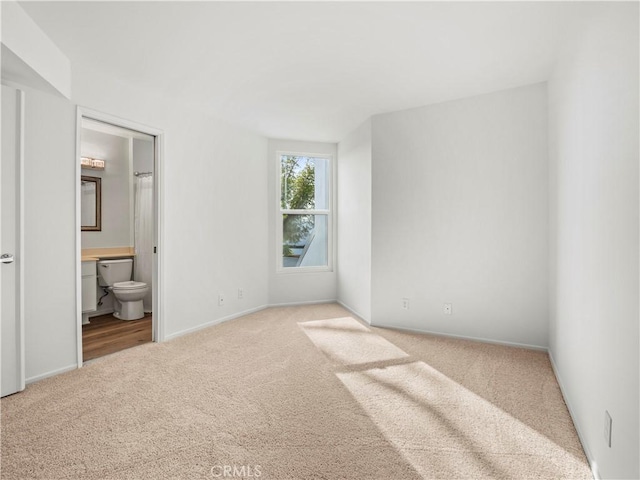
xmin=164 ymin=304 xmax=269 ymax=341
xmin=372 ymin=322 xmax=548 ymax=352
xmin=336 ymin=300 xmax=370 ymax=324
xmin=26 ymin=364 xmax=77 ymax=385
xmin=548 ymin=352 xmax=598 ymax=480
xmin=268 ymin=299 xmax=337 ymax=308
xmin=165 ymin=300 xmax=342 ymax=341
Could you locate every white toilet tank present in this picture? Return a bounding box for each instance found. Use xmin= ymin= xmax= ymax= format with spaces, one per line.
xmin=97 ymin=258 xmax=133 ymax=286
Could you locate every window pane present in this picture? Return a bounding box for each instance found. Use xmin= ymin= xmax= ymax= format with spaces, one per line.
xmin=280 ymin=155 xmax=329 ymax=210
xmin=282 ymin=214 xmax=328 ymax=268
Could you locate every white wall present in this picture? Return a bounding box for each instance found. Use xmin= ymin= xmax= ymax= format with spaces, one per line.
xmin=132 ymin=138 xmax=154 ymax=174
xmin=73 ymin=66 xmax=270 ymax=341
xmin=337 ymin=119 xmax=372 ymax=322
xmin=370 ymin=83 xmax=549 ymax=348
xmin=268 ymin=139 xmax=337 ymax=305
xmin=13 ymin=56 xmax=269 ymax=379
xmin=80 ymin=128 xmax=132 ymax=249
xmin=548 ymin=4 xmax=639 ymax=479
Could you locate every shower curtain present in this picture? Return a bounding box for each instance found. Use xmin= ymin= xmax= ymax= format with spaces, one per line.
xmin=134 ymin=175 xmax=153 ymax=312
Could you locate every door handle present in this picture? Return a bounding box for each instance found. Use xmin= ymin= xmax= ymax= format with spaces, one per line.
xmin=1 ymin=253 xmax=14 ymax=264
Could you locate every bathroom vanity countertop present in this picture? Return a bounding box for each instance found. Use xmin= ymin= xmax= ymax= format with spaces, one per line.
xmin=82 ymin=253 xmax=136 ymax=262
xmin=82 ymin=247 xmax=136 ymax=262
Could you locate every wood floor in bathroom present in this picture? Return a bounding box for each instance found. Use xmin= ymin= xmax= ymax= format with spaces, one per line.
xmin=82 ymin=313 xmax=152 ymax=362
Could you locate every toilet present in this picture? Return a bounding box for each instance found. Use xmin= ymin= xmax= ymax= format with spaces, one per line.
xmin=97 ymin=258 xmax=149 ymax=320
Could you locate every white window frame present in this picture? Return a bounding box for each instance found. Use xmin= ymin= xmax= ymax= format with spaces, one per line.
xmin=276 ymin=151 xmax=333 ymax=274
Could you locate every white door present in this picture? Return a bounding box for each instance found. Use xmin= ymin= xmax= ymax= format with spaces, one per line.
xmin=1 ymin=84 xmax=25 ymax=397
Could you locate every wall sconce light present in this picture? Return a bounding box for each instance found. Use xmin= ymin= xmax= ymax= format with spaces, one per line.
xmin=81 ymin=157 xmax=106 ymax=170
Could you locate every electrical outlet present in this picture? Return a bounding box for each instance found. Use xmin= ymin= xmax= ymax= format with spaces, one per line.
xmin=218 ymin=293 xmax=225 ymax=307
xmin=402 ymin=298 xmax=410 ymax=310
xmin=444 ymin=303 xmax=452 ymax=315
xmin=604 ymin=410 xmax=612 ymax=447
xmin=238 ymin=288 xmax=244 ymax=299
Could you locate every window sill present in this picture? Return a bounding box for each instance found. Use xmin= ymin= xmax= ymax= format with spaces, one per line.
xmin=276 ymin=266 xmax=333 ymax=275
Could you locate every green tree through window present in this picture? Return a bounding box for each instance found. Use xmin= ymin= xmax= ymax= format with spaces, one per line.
xmin=281 ymin=156 xmax=316 ymax=257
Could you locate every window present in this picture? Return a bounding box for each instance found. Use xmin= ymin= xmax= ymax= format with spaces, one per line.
xmin=277 ymin=153 xmax=332 ymax=271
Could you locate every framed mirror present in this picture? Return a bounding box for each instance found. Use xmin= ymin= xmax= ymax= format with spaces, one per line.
xmin=81 ymin=175 xmax=101 ymax=231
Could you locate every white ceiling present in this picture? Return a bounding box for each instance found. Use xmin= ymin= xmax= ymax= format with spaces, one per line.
xmin=20 ymin=1 xmax=586 ymax=142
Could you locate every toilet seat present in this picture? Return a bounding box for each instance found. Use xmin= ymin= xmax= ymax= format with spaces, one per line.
xmin=113 ymin=281 xmax=147 ymax=290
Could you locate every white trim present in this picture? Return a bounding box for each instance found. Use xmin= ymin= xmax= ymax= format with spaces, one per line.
xmin=75 ymin=108 xmax=83 ymax=368
xmin=163 ymin=301 xmax=543 ymax=351
xmin=26 ymin=364 xmax=77 ymax=385
xmin=548 ymin=352 xmax=599 ymax=480
xmin=164 ymin=301 xmax=345 ymax=342
xmin=282 ymin=209 xmax=330 ymax=215
xmin=164 ymin=305 xmax=268 ymax=341
xmin=275 ymin=151 xmax=334 ymax=274
xmin=75 ymin=107 xmax=165 ymax=368
xmin=154 ymin=132 xmax=165 ymax=342
xmin=276 ymin=265 xmax=333 ymax=275
xmin=164 ymin=300 xmax=353 ymax=342
xmin=371 ymin=322 xmax=548 ymax=352
xmin=17 ymin=88 xmax=26 ymax=392
xmin=336 ymin=300 xmax=370 ymax=325
xmin=268 ymin=299 xmax=337 ymax=308
xmin=79 ymin=107 xmax=164 ymax=138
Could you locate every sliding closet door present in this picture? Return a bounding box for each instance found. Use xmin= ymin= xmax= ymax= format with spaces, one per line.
xmin=1 ymin=84 xmax=25 ymax=397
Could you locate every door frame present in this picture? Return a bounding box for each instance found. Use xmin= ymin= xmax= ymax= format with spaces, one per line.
xmin=75 ymin=107 xmax=165 ymax=367
xmin=1 ymin=83 xmax=26 ymax=394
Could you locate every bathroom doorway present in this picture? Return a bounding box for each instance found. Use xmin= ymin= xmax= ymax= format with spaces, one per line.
xmin=75 ymin=108 xmax=163 ymax=365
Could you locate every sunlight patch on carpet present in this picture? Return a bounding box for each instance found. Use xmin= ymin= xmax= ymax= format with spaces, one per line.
xmin=336 ymin=361 xmax=592 ymax=479
xmin=298 ymin=317 xmax=409 ymax=366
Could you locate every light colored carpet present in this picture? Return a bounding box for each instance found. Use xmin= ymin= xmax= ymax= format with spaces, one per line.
xmin=1 ymin=304 xmax=591 ymax=479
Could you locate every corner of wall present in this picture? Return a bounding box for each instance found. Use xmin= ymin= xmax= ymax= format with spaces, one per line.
xmin=1 ymin=1 xmax=71 ymax=98
xmin=336 ymin=119 xmax=372 ymax=322
xmin=547 ymin=3 xmax=639 ymax=478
